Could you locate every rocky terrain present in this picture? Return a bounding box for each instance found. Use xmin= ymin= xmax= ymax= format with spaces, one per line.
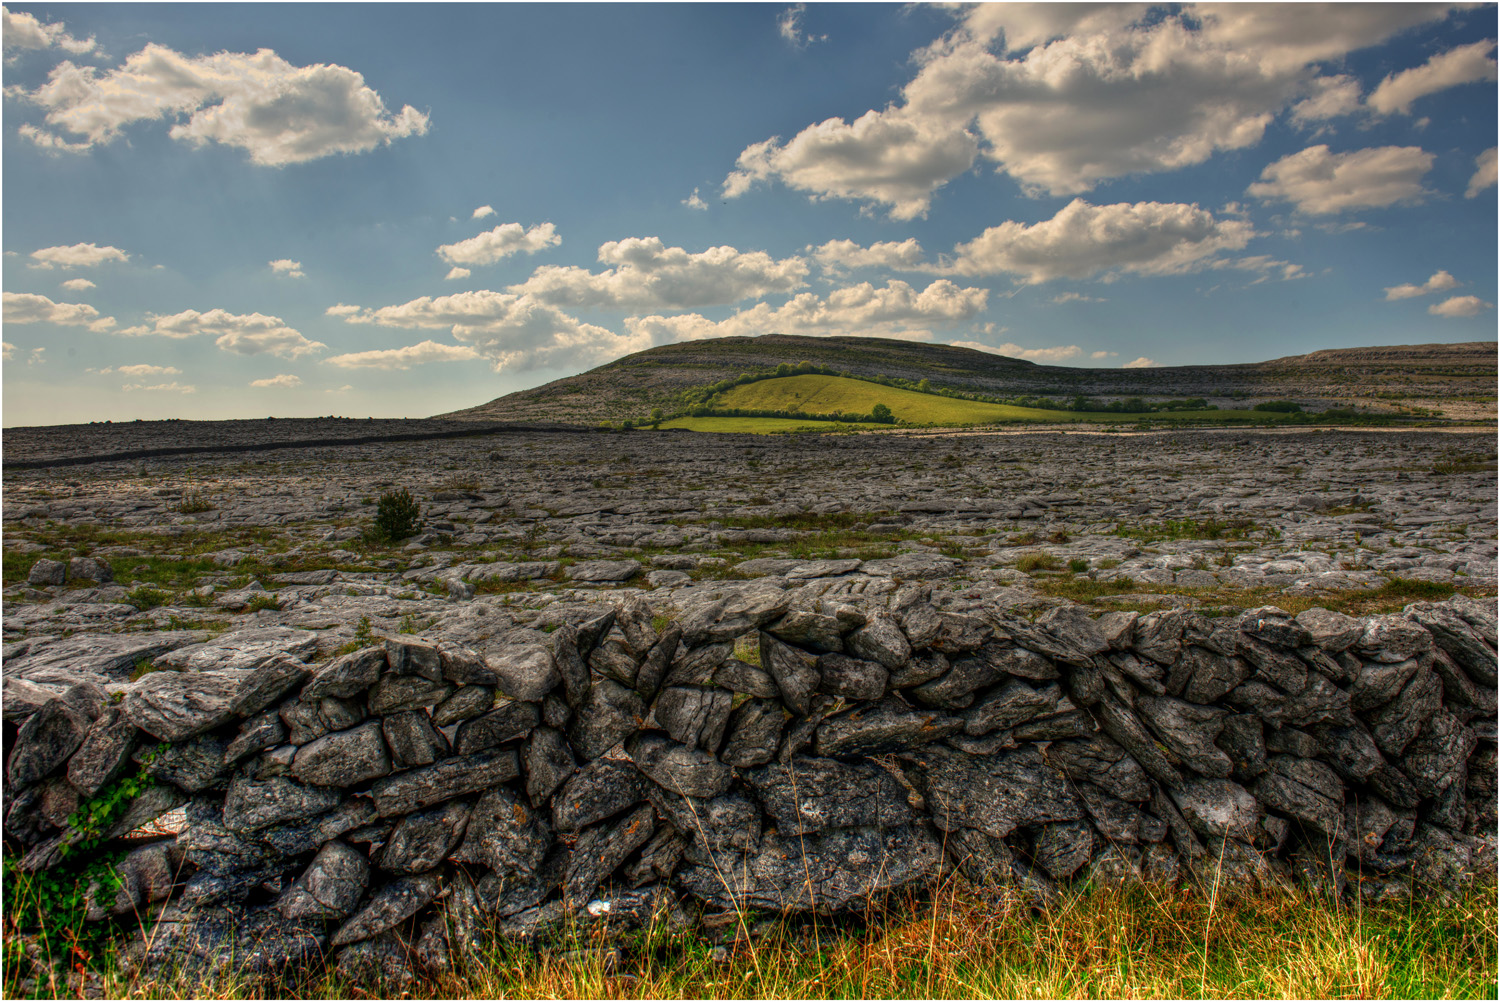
xmin=442 ymin=337 xmax=1498 ymax=424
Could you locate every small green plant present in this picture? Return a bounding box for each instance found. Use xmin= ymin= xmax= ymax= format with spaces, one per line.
xmin=1068 ymin=558 xmax=1089 ymax=574
xmin=398 ymin=612 xmax=422 ymax=634
xmin=124 ymin=586 xmax=169 ymax=611
xmin=245 ymin=593 xmax=282 ymax=613
xmin=171 ymin=490 xmax=216 ymax=514
xmin=372 ymin=488 xmax=422 ymax=543
xmin=336 ymin=615 xmax=376 ymax=654
xmin=1016 ymin=551 xmax=1062 ymax=573
xmin=128 ymin=659 xmax=165 ymax=681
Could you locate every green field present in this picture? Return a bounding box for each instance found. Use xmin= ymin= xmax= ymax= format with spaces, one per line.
xmin=674 ymin=374 xmax=1287 ymax=431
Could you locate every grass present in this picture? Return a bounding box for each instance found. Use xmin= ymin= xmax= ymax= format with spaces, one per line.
xmin=659 ymin=416 xmax=872 ymax=434
xmin=1035 ymin=574 xmax=1492 ymax=617
xmin=20 ymin=881 xmax=1496 ymax=999
xmin=1114 ymin=518 xmax=1274 ymax=543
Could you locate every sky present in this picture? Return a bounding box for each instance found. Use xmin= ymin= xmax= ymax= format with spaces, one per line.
xmin=1 ymin=2 xmax=1496 ymax=426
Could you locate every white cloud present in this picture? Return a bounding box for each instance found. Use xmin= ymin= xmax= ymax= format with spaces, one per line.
xmin=778 ymin=4 xmax=826 ymax=48
xmin=436 ymin=222 xmax=560 ymax=267
xmin=122 ymin=380 xmax=195 ymax=394
xmin=29 ymin=242 xmax=129 ymax=269
xmin=249 ymin=373 xmax=303 ymax=388
xmin=721 ymin=5 xmax=1457 ymax=213
xmin=1090 ymin=350 xmax=1119 ymax=359
xmin=326 ymin=384 xmax=353 ymax=393
xmin=0 ymin=341 xmax=13 ymax=360
xmin=1428 ymin=295 xmax=1493 ymax=318
xmin=811 ymin=238 xmax=926 ymax=273
xmin=1384 ymin=270 xmax=1460 ymax=300
xmin=1051 ymin=292 xmax=1107 ymax=304
xmin=324 ymin=339 xmax=480 ymax=370
xmin=625 ymin=278 xmax=988 ymax=345
xmin=120 ymin=308 xmax=324 ymax=357
xmin=1289 ymin=75 xmax=1363 ymax=126
xmin=682 ymin=187 xmax=708 ymax=211
xmin=510 ymin=237 xmax=809 ymax=309
xmin=1368 ymin=39 xmax=1497 ymax=115
xmin=18 ymin=43 xmax=428 ymax=164
xmin=1247 ymin=144 xmax=1433 ymax=214
xmin=1212 ymin=255 xmax=1307 ymax=283
xmin=939 ymin=198 xmax=1254 ymax=284
xmin=329 ymin=292 xmax=646 ymax=373
xmin=97 ymin=363 xmax=183 ymax=377
xmin=27 ymin=347 xmax=45 ymax=366
xmin=445 ymin=267 xmax=472 ymax=281
xmin=2 ymin=291 xmax=114 ymax=329
xmin=269 ymin=259 xmax=305 ymax=279
xmin=60 ymin=277 xmax=95 ymax=291
xmin=2 ymin=6 xmax=95 ymax=55
xmin=1122 ymin=356 xmax=1160 ymax=368
xmin=1466 ymin=148 xmax=1497 ymax=198
xmin=472 ymin=204 xmax=495 ymax=220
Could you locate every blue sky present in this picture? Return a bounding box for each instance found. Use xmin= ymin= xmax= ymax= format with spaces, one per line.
xmin=2 ymin=2 xmax=1495 ymax=425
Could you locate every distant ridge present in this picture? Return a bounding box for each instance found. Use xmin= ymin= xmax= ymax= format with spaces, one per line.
xmin=438 ymin=336 xmax=1496 ymax=425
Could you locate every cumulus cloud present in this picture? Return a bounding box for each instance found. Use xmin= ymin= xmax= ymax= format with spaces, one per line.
xmin=811 ymin=238 xmax=926 ymax=274
xmin=1247 ymin=144 xmax=1433 ymax=214
xmin=1384 ymin=270 xmax=1460 ymax=300
xmin=103 ymin=363 xmax=182 ymax=376
xmin=1051 ymin=292 xmax=1107 ymax=304
xmin=2 ymin=5 xmax=95 ymax=55
xmin=445 ymin=267 xmax=472 ymax=281
xmin=0 ymin=341 xmax=13 ymax=360
xmin=436 ymin=222 xmax=560 ymax=268
xmin=1090 ymin=350 xmax=1119 ymax=359
xmin=1122 ymin=356 xmax=1160 ymax=368
xmin=328 ymin=292 xmax=645 ymax=373
xmin=472 ymin=204 xmax=495 ymax=220
xmin=1428 ymin=295 xmax=1493 ymax=318
xmin=778 ymin=4 xmax=826 ymax=48
xmin=2 ymin=291 xmax=114 ymax=329
xmin=324 ymin=339 xmax=480 ymax=370
xmin=123 ymin=380 xmax=195 ymax=393
xmin=17 ymin=43 xmax=428 ymax=164
xmin=1212 ymin=255 xmax=1307 ymax=283
xmin=938 ymin=199 xmax=1254 ymax=284
xmin=992 ymin=342 xmax=1083 ymax=362
xmin=722 ymin=5 xmax=1455 ymax=214
xmin=249 ymin=373 xmax=303 ymax=388
xmin=269 ymin=259 xmax=305 ymax=279
xmin=29 ymin=242 xmax=129 ymax=269
xmin=682 ymin=188 xmax=708 ymax=211
xmin=1466 ymin=148 xmax=1497 ymax=198
xmin=26 ymin=347 xmax=45 ymax=366
xmin=510 ymin=237 xmax=809 ymax=309
xmin=1289 ymin=75 xmax=1363 ymax=126
xmin=60 ymin=277 xmax=95 ymax=291
xmin=1368 ymin=39 xmax=1497 ymax=115
xmin=624 ymin=278 xmax=988 ymax=345
xmin=119 ymin=308 xmax=324 ymax=357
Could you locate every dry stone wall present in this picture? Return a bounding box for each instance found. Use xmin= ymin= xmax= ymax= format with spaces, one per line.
xmin=4 ymin=593 xmax=1496 ymax=986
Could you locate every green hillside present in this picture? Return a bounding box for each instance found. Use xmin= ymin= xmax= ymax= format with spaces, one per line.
xmin=713 ymin=374 xmax=1095 ymax=425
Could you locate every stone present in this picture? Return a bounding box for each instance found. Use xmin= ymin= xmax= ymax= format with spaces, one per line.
xmin=379 ymin=799 xmax=472 ymax=874
xmin=815 ymin=652 xmax=887 ymax=701
xmin=905 ymin=743 xmax=1082 ymax=839
xmin=302 ymin=648 xmax=387 ymax=701
xmin=1252 ymin=755 xmax=1343 ymax=833
xmin=141 ymin=903 xmax=326 ymax=987
xmin=109 ymin=840 xmax=182 ymax=916
xmin=385 ymin=637 xmax=444 ymax=681
xmin=1076 ymin=782 xmax=1164 ymax=844
xmin=713 ymin=659 xmax=780 ymax=697
xmin=228 ymin=657 xmax=311 ymax=718
xmin=1093 ymin=695 xmax=1183 ymax=787
xmin=1132 ymin=610 xmax=1185 ymax=665
xmin=566 ymin=560 xmax=641 ymax=583
xmin=383 ymin=710 xmax=450 ymax=769
xmin=1045 ymin=734 xmax=1151 ymax=802
xmin=1356 ymin=615 xmax=1434 ymax=664
xmin=553 ymin=757 xmax=647 ymax=831
xmin=454 ymin=786 xmax=550 ymax=880
xmin=550 ymin=624 xmax=593 ymax=707
xmin=1398 ymin=710 xmax=1476 ymax=799
xmin=589 ymin=633 xmax=642 ymax=687
xmin=27 ymin=558 xmax=65 ymax=586
xmin=634 ymin=625 xmax=680 ymax=702
xmin=1349 ymin=658 xmax=1420 ymax=712
xmin=1030 ymin=820 xmax=1093 ymax=879
xmin=1238 ymin=636 xmax=1309 ymax=695
xmin=649 ymin=788 xmax=761 ymax=854
xmin=628 ymin=732 xmax=734 ymax=799
xmin=291 ymin=721 xmax=392 ymax=787
xmin=564 ymin=805 xmax=655 ymax=902
xmin=1135 ymin=695 xmax=1232 ymax=778
xmin=367 ymin=673 xmax=454 ymax=714
xmin=814 ymin=696 xmax=962 ymax=757
xmin=278 ymin=841 xmax=370 ymax=920
xmin=760 ymin=631 xmax=820 ymax=716
xmin=1168 ymin=778 xmax=1260 ymax=839
xmin=157 ymin=627 xmax=319 ymax=674
xmin=454 ymin=701 xmax=540 ymax=755
xmin=1367 ymin=668 xmax=1442 ymax=757
xmin=887 ymin=650 xmax=953 ymax=688
xmin=910 ymin=655 xmax=1004 ymax=709
xmin=1179 ymin=647 xmax=1253 ymax=705
xmin=486 ymin=645 xmax=562 ymax=702
xmin=1295 ymin=608 xmax=1364 ymax=651
xmin=1238 ymin=608 xmax=1311 ymax=649
xmin=719 ymin=698 xmax=786 ymax=768
xmin=960 ymin=679 xmax=1059 ymax=736
xmin=7 ymin=697 xmax=91 ymax=787
xmin=523 ymin=725 xmax=576 ymax=807
xmin=568 ymin=679 xmax=646 ymax=760
xmin=122 ymin=669 xmax=245 ymax=743
xmin=1033 ymin=605 xmax=1110 ymax=666
xmin=225 ymin=710 xmax=287 ymax=764
xmin=1095 ymin=611 xmax=1138 ymax=650
xmin=846 ymin=614 xmax=912 ymax=669
xmin=67 ymin=705 xmax=139 ymax=797
xmin=432 ymin=686 xmax=496 ymax=726
xmin=331 ymin=870 xmax=444 ymax=947
xmin=664 ymin=642 xmax=733 ymax=687
xmin=223 ymin=774 xmax=343 ymax=832
xmin=334 ymin=932 xmax=415 ymax=990
xmin=746 ymin=756 xmax=911 ymax=832
xmin=653 ymin=685 xmax=733 ymax=752
xmin=146 ymin=734 xmax=231 ymax=792
xmin=767 ymin=608 xmax=844 ymax=652
xmin=369 ymin=749 xmax=520 ymax=817
xmin=1404 ymin=603 xmax=1498 ymax=686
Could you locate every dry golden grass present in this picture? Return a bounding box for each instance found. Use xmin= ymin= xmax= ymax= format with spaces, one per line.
xmin=55 ymin=878 xmax=1498 ymax=1000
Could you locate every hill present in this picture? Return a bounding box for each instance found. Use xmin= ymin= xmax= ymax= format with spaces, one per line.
xmin=437 ymin=335 xmax=1496 ymax=425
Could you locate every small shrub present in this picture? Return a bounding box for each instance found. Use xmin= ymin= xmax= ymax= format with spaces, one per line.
xmin=1068 ymin=558 xmax=1089 ymax=574
xmin=1048 ymin=529 xmax=1072 ymax=544
xmin=125 ymin=586 xmax=169 ymax=611
xmin=172 ymin=490 xmax=216 ymax=514
xmin=373 ymin=488 xmax=422 ymax=543
xmin=1016 ymin=551 xmax=1062 ymax=573
xmin=246 ymin=593 xmax=282 ymax=613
